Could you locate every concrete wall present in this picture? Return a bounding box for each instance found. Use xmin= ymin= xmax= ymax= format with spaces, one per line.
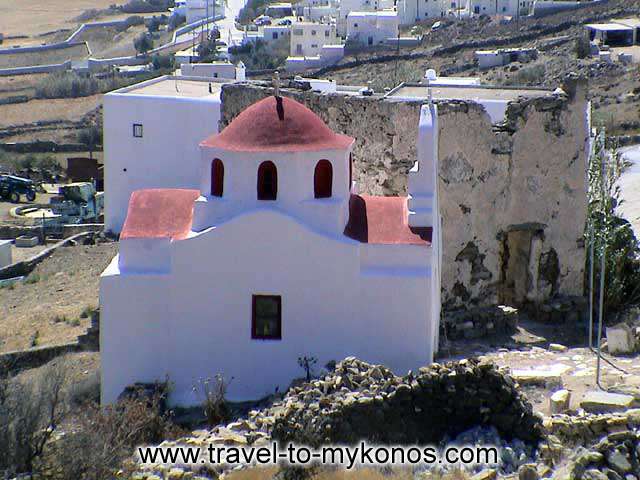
xmin=0 ymin=240 xmax=11 ymax=269
xmin=0 ymin=60 xmax=72 ymax=77
xmin=219 ymin=80 xmax=589 ymax=309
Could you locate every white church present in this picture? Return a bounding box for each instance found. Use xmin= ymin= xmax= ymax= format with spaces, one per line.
xmin=100 ymin=94 xmax=442 ymax=405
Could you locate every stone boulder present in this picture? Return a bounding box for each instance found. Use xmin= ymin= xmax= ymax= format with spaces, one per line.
xmin=570 ymin=430 xmax=640 ymax=479
xmin=605 ymin=323 xmax=637 ymax=356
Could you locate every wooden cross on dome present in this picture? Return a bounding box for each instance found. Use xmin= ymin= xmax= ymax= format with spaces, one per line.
xmin=273 ymin=71 xmax=281 ymax=98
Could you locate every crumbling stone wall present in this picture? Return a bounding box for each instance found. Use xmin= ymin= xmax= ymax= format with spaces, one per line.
xmin=220 ymin=80 xmax=589 ymax=309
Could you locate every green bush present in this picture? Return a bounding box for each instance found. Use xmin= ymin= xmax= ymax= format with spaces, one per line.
xmin=504 ymin=64 xmax=546 ymax=86
xmin=575 ymin=35 xmax=591 ymax=59
xmin=229 ymin=38 xmax=288 ymax=70
xmin=134 ymin=32 xmax=154 ymax=54
xmin=152 ymin=53 xmax=174 ymax=70
xmin=586 ymin=135 xmax=640 ymax=312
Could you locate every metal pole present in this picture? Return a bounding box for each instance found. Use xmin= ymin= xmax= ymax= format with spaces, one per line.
xmin=596 ymin=236 xmax=605 ymax=389
xmin=595 ymin=142 xmax=607 ymax=389
xmin=589 ymin=236 xmax=594 ymax=348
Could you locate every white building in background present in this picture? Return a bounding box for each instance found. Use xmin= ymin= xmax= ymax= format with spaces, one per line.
xmin=261 ymin=25 xmax=292 ymax=43
xmin=103 ymin=77 xmax=224 ymax=234
xmin=475 ymin=47 xmax=538 ymax=69
xmin=290 ymin=20 xmax=338 ymax=56
xmin=265 ymin=2 xmax=294 ymax=18
xmin=185 ymin=0 xmax=218 ymax=23
xmin=464 ymin=0 xmax=519 ymax=16
xmin=346 ymin=10 xmax=399 ymax=46
xmin=396 ymin=0 xmax=448 ymax=25
xmin=338 ymin=0 xmax=394 ymax=34
xmin=100 ymin=94 xmax=442 ymax=405
xmin=180 ymin=61 xmax=246 ymax=80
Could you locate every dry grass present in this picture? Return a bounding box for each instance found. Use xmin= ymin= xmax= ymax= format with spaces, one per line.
xmin=0 ymin=0 xmax=127 ymax=39
xmin=0 ymin=95 xmax=101 ymax=128
xmin=72 ymin=24 xmax=147 ymax=59
xmin=0 ymin=243 xmax=117 ymax=353
xmin=0 ymin=74 xmax=46 ymax=98
xmin=0 ymin=44 xmax=89 ymax=69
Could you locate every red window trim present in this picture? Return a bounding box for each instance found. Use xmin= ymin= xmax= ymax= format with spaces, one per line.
xmin=251 ymin=295 xmax=282 ymax=340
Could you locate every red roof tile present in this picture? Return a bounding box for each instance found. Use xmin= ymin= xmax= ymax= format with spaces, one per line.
xmin=121 ymin=189 xmax=199 ymax=241
xmin=201 ymin=96 xmax=353 ymax=153
xmin=344 ymin=194 xmax=432 ymax=245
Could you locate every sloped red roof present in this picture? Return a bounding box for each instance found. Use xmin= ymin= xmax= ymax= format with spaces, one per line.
xmin=121 ymin=189 xmax=199 ymax=241
xmin=344 ymin=194 xmax=432 ymax=245
xmin=201 ymin=96 xmax=353 ymax=153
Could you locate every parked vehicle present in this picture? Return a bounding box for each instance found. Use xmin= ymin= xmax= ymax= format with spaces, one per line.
xmin=0 ymin=175 xmax=37 ymax=203
xmin=254 ymin=15 xmax=272 ymax=25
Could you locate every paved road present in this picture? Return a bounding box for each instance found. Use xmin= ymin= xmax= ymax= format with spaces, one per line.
xmin=616 ymin=144 xmax=640 ymax=238
xmin=176 ymin=0 xmax=246 ymax=47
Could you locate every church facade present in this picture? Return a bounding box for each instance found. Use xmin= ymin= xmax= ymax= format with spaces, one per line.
xmin=100 ymin=95 xmax=442 ymax=405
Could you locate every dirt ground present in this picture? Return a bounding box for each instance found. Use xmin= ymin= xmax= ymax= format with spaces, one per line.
xmin=0 ymin=95 xmax=101 ymax=129
xmin=0 ymin=0 xmax=126 ymax=39
xmin=0 ymin=242 xmax=117 ymax=353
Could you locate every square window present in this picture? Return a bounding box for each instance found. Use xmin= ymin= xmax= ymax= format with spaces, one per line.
xmin=133 ymin=123 xmax=143 ymax=138
xmin=252 ymin=295 xmax=282 ymax=340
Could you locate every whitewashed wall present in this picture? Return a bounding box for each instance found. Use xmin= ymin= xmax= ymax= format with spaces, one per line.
xmin=101 ymin=210 xmax=435 ymax=405
xmin=103 ymin=85 xmax=221 ymax=234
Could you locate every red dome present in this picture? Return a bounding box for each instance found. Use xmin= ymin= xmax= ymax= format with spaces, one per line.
xmin=201 ymin=96 xmax=353 ymax=153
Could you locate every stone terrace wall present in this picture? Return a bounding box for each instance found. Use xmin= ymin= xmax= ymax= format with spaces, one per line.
xmin=220 ymin=80 xmax=589 ymax=309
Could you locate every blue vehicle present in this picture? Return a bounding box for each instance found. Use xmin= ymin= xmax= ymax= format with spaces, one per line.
xmin=0 ymin=175 xmax=37 ymax=203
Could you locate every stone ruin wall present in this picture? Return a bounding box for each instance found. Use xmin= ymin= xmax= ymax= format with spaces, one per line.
xmin=220 ymin=80 xmax=589 ymax=310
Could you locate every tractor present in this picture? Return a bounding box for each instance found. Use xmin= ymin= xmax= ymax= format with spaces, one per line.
xmin=0 ymin=175 xmax=37 ymax=203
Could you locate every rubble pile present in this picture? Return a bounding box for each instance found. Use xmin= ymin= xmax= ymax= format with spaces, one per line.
xmin=543 ymin=410 xmax=640 ymax=448
xmin=569 ymin=430 xmax=640 ymax=480
xmin=271 ymin=357 xmax=542 ymax=445
xmin=132 ymin=358 xmax=542 ymax=479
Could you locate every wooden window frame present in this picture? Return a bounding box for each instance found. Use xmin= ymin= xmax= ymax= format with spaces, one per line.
xmin=251 ymin=295 xmax=282 ymax=340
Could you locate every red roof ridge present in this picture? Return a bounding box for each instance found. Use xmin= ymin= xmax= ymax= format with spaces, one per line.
xmin=121 ymin=189 xmax=200 ymax=241
xmin=344 ymin=194 xmax=432 ymax=245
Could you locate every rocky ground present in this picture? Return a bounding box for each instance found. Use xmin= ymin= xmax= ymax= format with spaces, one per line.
xmin=126 ymin=329 xmax=640 ymax=480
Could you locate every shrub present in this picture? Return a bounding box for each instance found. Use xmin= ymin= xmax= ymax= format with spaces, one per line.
xmin=193 ymin=374 xmax=232 ymax=426
xmin=0 ymin=362 xmax=67 ymax=477
xmin=152 ymin=53 xmax=174 ymax=70
xmin=24 ymin=273 xmax=40 ymax=284
xmin=80 ymin=306 xmax=97 ymax=319
xmin=575 ymin=35 xmax=591 ymax=59
xmin=35 ymin=72 xmax=125 ymax=99
xmin=586 ymin=136 xmax=640 ymax=312
xmin=134 ymin=32 xmax=154 ymax=54
xmin=68 ymin=371 xmax=101 ymax=406
xmin=168 ymin=13 xmax=186 ymax=31
xmin=77 ymin=124 xmax=103 ymax=148
xmin=46 ymin=390 xmax=180 ymax=479
xmin=122 ymin=0 xmax=172 ymax=13
xmin=504 ymin=64 xmax=546 ymax=86
xmin=230 ymin=38 xmax=288 ymax=70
